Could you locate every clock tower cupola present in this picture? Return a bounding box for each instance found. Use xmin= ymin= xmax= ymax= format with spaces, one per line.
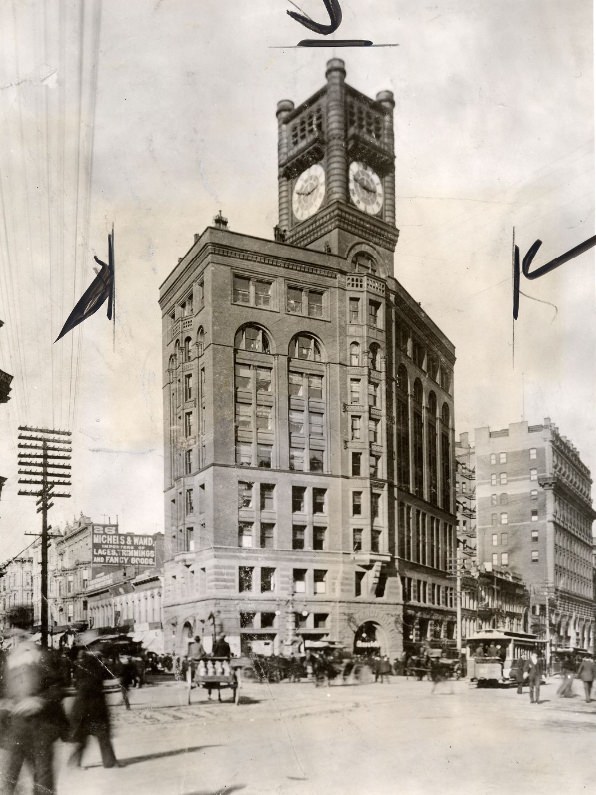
xmin=276 ymin=59 xmax=399 ymax=273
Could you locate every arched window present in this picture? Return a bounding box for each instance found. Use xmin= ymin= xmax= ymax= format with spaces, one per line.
xmin=197 ymin=327 xmax=204 ymax=357
xmin=349 ymin=342 xmax=360 ymax=367
xmin=168 ymin=354 xmax=177 ymax=371
xmin=396 ymin=364 xmax=410 ymax=490
xmin=288 ymin=336 xmax=326 ymax=473
xmin=235 ymin=325 xmax=271 ymax=354
xmin=441 ymin=402 xmax=451 ymax=511
xmin=413 ymin=379 xmax=424 ymax=496
xmin=234 ymin=325 xmax=274 ymax=469
xmin=352 ymin=251 xmax=377 ymax=274
xmin=427 ymin=391 xmax=438 ymax=505
xmin=289 ymin=334 xmax=323 ymax=362
xmin=369 ymin=343 xmax=381 ymax=370
xmin=184 ymin=336 xmax=192 ymax=362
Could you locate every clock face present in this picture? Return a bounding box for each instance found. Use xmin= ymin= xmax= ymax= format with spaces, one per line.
xmin=292 ymin=164 xmax=326 ymax=221
xmin=349 ymin=161 xmax=383 ymax=215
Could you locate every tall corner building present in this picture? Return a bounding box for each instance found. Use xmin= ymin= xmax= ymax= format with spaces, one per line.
xmin=159 ymin=60 xmax=457 ymax=659
xmin=474 ymin=418 xmax=596 ymax=650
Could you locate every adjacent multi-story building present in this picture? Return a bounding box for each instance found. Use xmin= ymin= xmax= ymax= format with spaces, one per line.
xmin=455 ymin=433 xmax=529 ymax=640
xmin=159 ymin=60 xmax=457 ymax=659
xmin=474 ymin=418 xmax=596 ymax=652
xmin=0 ymin=557 xmax=33 ymax=635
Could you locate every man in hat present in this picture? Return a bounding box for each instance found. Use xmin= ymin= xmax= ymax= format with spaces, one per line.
xmin=0 ymin=605 xmax=66 ymax=793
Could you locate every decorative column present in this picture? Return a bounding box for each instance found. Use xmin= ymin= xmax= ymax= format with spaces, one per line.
xmin=325 ymin=59 xmax=348 ymax=204
xmin=376 ymin=90 xmax=396 ymax=226
xmin=276 ymin=99 xmax=295 ymax=232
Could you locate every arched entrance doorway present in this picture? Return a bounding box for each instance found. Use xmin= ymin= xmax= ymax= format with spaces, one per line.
xmin=181 ymin=621 xmax=193 ymax=655
xmin=353 ymin=621 xmax=385 ymax=656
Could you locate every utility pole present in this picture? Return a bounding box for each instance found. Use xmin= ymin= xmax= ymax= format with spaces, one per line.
xmin=17 ymin=426 xmax=71 ymax=648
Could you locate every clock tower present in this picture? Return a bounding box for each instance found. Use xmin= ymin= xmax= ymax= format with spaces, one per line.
xmin=276 ymin=59 xmax=399 ymax=277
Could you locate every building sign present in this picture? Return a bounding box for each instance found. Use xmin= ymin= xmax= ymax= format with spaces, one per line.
xmin=91 ymin=529 xmax=156 ymax=566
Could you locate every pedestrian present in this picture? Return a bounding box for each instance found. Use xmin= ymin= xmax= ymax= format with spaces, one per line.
xmin=576 ymin=654 xmax=596 ymax=703
xmin=68 ymin=646 xmax=122 ymax=769
xmin=212 ymin=634 xmax=231 ymax=659
xmin=515 ymin=659 xmax=525 ymax=695
xmin=117 ymin=654 xmax=136 ymax=710
xmin=523 ymin=652 xmax=544 ymax=704
xmin=0 ymin=605 xmax=68 ymax=794
xmin=557 ymin=653 xmax=576 ymax=698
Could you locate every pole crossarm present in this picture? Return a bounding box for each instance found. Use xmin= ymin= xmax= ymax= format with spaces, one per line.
xmin=18 ymin=425 xmax=71 ymax=436
xmin=18 ymin=452 xmax=72 ymax=461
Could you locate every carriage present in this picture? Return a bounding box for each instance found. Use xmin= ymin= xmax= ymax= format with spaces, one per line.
xmin=305 ymin=640 xmax=374 ymax=686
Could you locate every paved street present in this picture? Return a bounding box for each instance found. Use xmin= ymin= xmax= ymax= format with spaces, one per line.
xmin=5 ymin=675 xmax=595 ymax=794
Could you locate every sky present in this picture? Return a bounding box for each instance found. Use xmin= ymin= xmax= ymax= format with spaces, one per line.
xmin=0 ymin=0 xmax=593 ymax=560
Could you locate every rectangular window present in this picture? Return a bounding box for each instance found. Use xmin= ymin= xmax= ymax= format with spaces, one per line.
xmin=293 ymin=569 xmax=306 ymax=593
xmin=313 ymin=488 xmax=327 ymax=514
xmin=309 ymin=449 xmax=324 ymax=472
xmin=530 ymin=489 xmax=538 ymax=501
xmin=369 ymin=454 xmax=381 ymax=478
xmin=239 ymin=566 xmax=254 ymax=592
xmin=308 ymin=374 xmax=323 ymax=400
xmin=307 ymin=291 xmax=324 ymax=318
xmin=352 ymin=492 xmax=362 ymax=515
xmin=499 ymin=452 xmax=507 ymax=464
xmin=257 ymin=445 xmax=272 ymax=468
xmin=289 ymin=409 xmax=305 ymax=435
xmin=351 ymin=452 xmax=362 ymax=476
xmin=351 ymin=415 xmax=361 ymax=440
xmin=186 ymin=489 xmax=194 ymax=513
xmin=492 ymin=553 xmax=498 ymax=567
xmin=288 ymin=372 xmax=303 ymax=397
xmin=313 ymin=526 xmax=326 ymax=551
xmin=371 ymin=529 xmax=381 ymax=553
xmin=292 ymin=525 xmax=306 ymax=550
xmin=314 ymin=613 xmax=328 ymax=629
xmin=530 ymin=468 xmax=538 ymax=481
xmin=491 ymin=494 xmax=497 ymax=506
xmin=240 ymin=612 xmax=255 ymax=628
xmin=371 ymin=492 xmax=381 ymax=521
xmin=261 ymin=567 xmax=275 ymax=592
xmin=309 ymin=412 xmax=324 ymax=437
xmin=349 ymin=297 xmax=360 ymax=323
xmin=235 ymin=363 xmax=252 ymax=392
xmin=255 ymin=280 xmax=272 ymax=308
xmin=353 ymin=528 xmax=363 ymax=551
xmin=314 ymin=570 xmax=327 ymax=594
xmin=185 ymin=374 xmax=193 ymax=401
xmin=260 ymin=523 xmax=275 ymax=549
xmin=490 ymin=474 xmax=497 ymax=486
xmin=531 ymin=509 xmax=538 ymax=522
xmin=531 ymin=550 xmax=539 ymax=562
xmin=292 ymin=487 xmax=306 ymax=513
xmin=256 ymin=406 xmax=273 ymax=431
xmin=261 ymin=612 xmax=276 ymax=629
xmin=501 ymin=532 xmax=508 ymax=545
xmin=355 ymin=571 xmax=365 ymax=597
xmin=368 ymin=300 xmax=381 ymax=328
xmin=235 ymin=403 xmax=252 ymax=430
xmin=499 ymin=473 xmax=507 ymax=485
xmin=501 ymin=551 xmax=509 ymax=565
xmin=236 ymin=443 xmax=252 ymax=466
xmin=287 ymin=286 xmax=303 ymax=313
xmin=233 ymin=275 xmax=250 ymax=304
xmin=349 ymin=379 xmax=361 ymax=404
xmin=185 ymin=412 xmax=193 ymax=437
xmin=529 ymin=447 xmax=537 ymax=460
xmin=256 ymin=368 xmax=272 ymax=394
xmin=368 ymin=381 xmax=380 ymax=408
xmin=531 ymin=529 xmax=539 ymax=542
xmin=500 ymin=513 xmax=508 ymax=525
xmin=289 ymin=448 xmax=305 ymax=471
xmin=492 ymin=533 xmax=498 ymax=546
xmin=490 ymin=453 xmax=496 ymax=465
xmin=238 ymin=523 xmax=253 ymax=548
xmin=260 ymin=484 xmax=275 ymax=511
xmin=368 ymin=419 xmax=379 ymax=444
xmin=491 ymin=513 xmax=497 ymax=526
xmin=184 ymin=449 xmax=192 ymax=475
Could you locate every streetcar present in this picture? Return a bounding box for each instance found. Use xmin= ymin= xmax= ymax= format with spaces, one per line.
xmin=465 ymin=629 xmax=546 ymax=686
